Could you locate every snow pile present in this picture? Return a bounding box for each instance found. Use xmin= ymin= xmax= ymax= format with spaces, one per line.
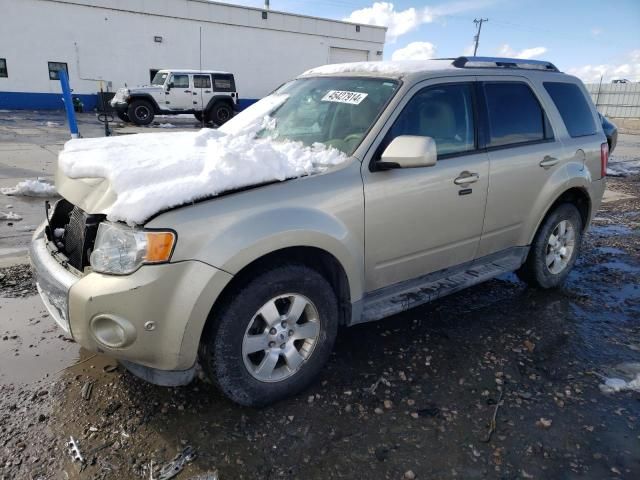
xmin=607 ymin=154 xmax=640 ymax=177
xmin=0 ymin=211 xmax=22 ymax=221
xmin=302 ymin=60 xmax=450 ymax=77
xmin=155 ymin=123 xmax=176 ymax=128
xmin=599 ymin=374 xmax=640 ymax=393
xmin=46 ymin=121 xmax=61 ymax=127
xmin=1 ymin=179 xmax=58 ymax=197
xmin=58 ymin=94 xmax=347 ymax=224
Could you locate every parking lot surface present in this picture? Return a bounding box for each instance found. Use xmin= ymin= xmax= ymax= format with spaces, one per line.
xmin=0 ymin=112 xmax=639 ymax=479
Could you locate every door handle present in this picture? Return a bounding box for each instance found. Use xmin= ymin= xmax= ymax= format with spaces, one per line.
xmin=204 ymin=90 xmax=211 ymax=93
xmin=454 ymin=171 xmax=479 ymax=185
xmin=539 ymin=156 xmax=559 ymax=168
xmin=184 ymin=90 xmax=191 ymax=93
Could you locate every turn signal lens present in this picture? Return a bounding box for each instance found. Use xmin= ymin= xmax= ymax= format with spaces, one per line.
xmin=144 ymin=232 xmax=176 ymax=263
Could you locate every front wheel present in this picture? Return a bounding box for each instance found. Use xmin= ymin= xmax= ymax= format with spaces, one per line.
xmin=517 ymin=203 xmax=583 ymax=288
xmin=199 ymin=265 xmax=338 ymax=407
xmin=116 ymin=111 xmax=130 ymax=122
xmin=127 ymin=99 xmax=155 ymax=126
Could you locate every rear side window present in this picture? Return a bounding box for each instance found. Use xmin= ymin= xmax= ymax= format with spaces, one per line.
xmin=544 ymin=82 xmax=597 ymax=137
xmin=213 ymin=75 xmax=235 ymax=91
xmin=483 ymin=82 xmax=549 ymax=148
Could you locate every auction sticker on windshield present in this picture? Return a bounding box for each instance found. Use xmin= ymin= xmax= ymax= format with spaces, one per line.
xmin=321 ymin=90 xmax=368 ymax=105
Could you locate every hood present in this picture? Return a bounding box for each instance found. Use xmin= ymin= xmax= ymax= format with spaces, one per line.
xmin=55 ymin=164 xmax=117 ymax=215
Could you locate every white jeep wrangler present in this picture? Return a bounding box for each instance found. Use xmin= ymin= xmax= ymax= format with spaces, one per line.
xmin=110 ymin=69 xmax=238 ymax=126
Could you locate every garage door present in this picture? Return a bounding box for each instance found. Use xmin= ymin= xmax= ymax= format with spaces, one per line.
xmin=329 ymin=47 xmax=369 ymax=64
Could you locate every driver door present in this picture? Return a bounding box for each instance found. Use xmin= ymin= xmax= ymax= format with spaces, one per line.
xmin=165 ymin=73 xmax=193 ymax=110
xmin=362 ymin=77 xmax=489 ymax=291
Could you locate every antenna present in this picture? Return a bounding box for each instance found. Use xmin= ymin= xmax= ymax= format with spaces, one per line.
xmin=199 ymin=25 xmax=204 ymax=128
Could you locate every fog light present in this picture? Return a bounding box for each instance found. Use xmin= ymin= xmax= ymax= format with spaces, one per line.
xmin=90 ymin=314 xmax=136 ymax=348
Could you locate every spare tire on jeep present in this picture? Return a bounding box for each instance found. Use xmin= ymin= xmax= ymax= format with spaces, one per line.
xmin=127 ymin=99 xmax=155 ymax=126
xmin=206 ymin=102 xmax=233 ymax=126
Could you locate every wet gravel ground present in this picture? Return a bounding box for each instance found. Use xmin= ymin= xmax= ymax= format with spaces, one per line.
xmin=1 ymin=181 xmax=639 ymax=479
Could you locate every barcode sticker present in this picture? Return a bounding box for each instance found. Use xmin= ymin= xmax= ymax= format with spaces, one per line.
xmin=321 ymin=90 xmax=368 ymax=105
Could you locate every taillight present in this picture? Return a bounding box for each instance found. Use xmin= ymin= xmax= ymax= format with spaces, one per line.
xmin=600 ymin=142 xmax=609 ymax=178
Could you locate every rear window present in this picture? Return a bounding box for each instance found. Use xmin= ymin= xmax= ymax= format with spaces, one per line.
xmin=214 ymin=75 xmax=235 ymax=91
xmin=483 ymin=82 xmax=549 ymax=148
xmin=544 ymin=82 xmax=597 ymax=137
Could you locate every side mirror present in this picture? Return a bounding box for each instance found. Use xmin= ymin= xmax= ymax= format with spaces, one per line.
xmin=378 ymin=135 xmax=437 ymax=170
xmin=167 ymin=82 xmax=174 ymax=90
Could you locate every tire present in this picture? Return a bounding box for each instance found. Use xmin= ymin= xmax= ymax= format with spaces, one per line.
xmin=127 ymin=99 xmax=155 ymax=126
xmin=207 ymin=102 xmax=233 ymax=126
xmin=194 ymin=111 xmax=203 ymax=122
xmin=116 ymin=111 xmax=130 ymax=122
xmin=517 ymin=203 xmax=583 ymax=289
xmin=199 ymin=264 xmax=338 ymax=407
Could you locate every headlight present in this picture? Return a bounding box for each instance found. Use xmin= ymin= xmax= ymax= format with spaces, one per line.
xmin=89 ymin=222 xmax=176 ymax=275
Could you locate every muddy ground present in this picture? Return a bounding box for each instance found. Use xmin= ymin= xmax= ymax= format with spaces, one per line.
xmin=1 ymin=129 xmax=639 ymax=479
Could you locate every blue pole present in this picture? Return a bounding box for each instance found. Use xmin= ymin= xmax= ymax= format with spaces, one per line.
xmin=58 ymin=70 xmax=80 ymax=138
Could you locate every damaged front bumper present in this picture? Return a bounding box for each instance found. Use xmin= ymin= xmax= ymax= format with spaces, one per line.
xmin=29 ymin=224 xmax=78 ymax=335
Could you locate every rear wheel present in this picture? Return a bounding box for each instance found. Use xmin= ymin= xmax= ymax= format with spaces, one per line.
xmin=127 ymin=99 xmax=155 ymax=126
xmin=517 ymin=203 xmax=583 ymax=288
xmin=199 ymin=264 xmax=338 ymax=407
xmin=207 ymin=102 xmax=233 ymax=126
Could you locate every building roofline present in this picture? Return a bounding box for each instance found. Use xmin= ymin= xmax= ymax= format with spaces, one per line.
xmin=196 ymin=0 xmax=387 ymax=31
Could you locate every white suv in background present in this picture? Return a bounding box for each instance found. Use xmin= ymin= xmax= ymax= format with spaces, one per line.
xmin=110 ymin=69 xmax=238 ymax=126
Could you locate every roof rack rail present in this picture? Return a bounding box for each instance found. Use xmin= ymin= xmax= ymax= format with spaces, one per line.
xmin=452 ymin=56 xmax=559 ymax=72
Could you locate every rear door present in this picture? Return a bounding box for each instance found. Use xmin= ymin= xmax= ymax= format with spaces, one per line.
xmin=193 ymin=74 xmax=213 ymax=111
xmin=476 ymin=76 xmax=565 ymax=257
xmin=362 ymin=77 xmax=490 ymax=291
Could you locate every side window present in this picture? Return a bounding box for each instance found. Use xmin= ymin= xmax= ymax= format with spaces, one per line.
xmin=386 ymin=83 xmax=475 ymax=157
xmin=213 ymin=75 xmax=235 ymax=91
xmin=170 ymin=74 xmax=190 ymax=88
xmin=193 ymin=74 xmax=211 ymax=89
xmin=0 ymin=59 xmax=7 ymax=78
xmin=48 ymin=62 xmax=68 ymax=80
xmin=483 ymin=82 xmax=550 ymax=148
xmin=544 ymin=82 xmax=597 ymax=137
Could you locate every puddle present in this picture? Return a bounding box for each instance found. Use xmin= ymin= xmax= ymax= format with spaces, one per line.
xmin=0 ymin=295 xmax=79 ymax=385
xmin=595 ymin=246 xmax=625 ymax=255
xmin=599 ymin=261 xmax=640 ymax=273
xmin=590 ymin=224 xmax=633 ymax=236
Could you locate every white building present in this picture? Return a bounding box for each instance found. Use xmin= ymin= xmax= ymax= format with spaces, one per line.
xmin=0 ymin=0 xmax=386 ymax=110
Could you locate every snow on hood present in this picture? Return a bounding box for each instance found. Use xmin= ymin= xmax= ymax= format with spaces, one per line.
xmin=58 ymin=94 xmax=347 ymax=225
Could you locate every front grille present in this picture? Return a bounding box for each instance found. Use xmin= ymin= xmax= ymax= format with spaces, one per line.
xmin=46 ymin=200 xmax=103 ymax=271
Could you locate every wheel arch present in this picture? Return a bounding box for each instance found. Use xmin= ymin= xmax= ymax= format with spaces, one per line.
xmin=207 ymin=246 xmax=352 ymax=330
xmin=204 ymin=95 xmax=234 ymax=113
xmin=528 ymin=186 xmax=592 ymax=244
xmin=128 ymin=94 xmax=161 ymax=113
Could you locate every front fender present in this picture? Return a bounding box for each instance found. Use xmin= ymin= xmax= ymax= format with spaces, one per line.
xmin=147 ymin=161 xmax=365 ymax=302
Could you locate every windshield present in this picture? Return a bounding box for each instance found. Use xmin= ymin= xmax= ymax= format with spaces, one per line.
xmin=151 ymin=72 xmax=169 ymax=86
xmin=254 ymin=77 xmax=399 ymax=155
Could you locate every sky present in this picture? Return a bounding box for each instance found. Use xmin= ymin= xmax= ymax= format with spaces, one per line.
xmin=225 ymin=0 xmax=640 ymax=82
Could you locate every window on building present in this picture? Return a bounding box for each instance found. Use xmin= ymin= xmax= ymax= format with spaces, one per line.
xmin=48 ymin=62 xmax=68 ymax=80
xmin=193 ymin=74 xmax=211 ymax=89
xmin=0 ymin=59 xmax=7 ymax=78
xmin=483 ymin=82 xmax=550 ymax=148
xmin=384 ymin=83 xmax=476 ymax=157
xmin=544 ymin=82 xmax=597 ymax=138
xmin=213 ymin=75 xmax=235 ymax=91
xmin=170 ymin=74 xmax=190 ymax=88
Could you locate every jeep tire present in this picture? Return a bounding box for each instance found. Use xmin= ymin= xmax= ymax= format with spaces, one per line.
xmin=127 ymin=99 xmax=155 ymax=126
xmin=517 ymin=203 xmax=583 ymax=289
xmin=199 ymin=264 xmax=338 ymax=407
xmin=116 ymin=111 xmax=130 ymax=123
xmin=207 ymin=102 xmax=233 ymax=126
